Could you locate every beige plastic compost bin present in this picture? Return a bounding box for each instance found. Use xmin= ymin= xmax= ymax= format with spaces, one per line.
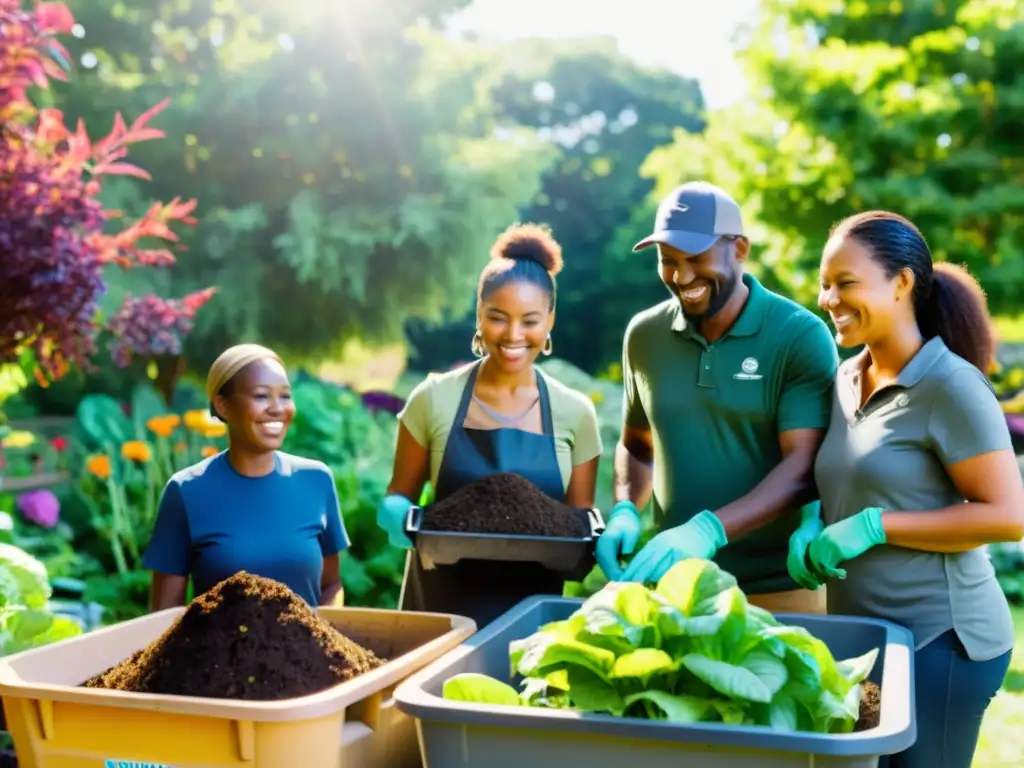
xmin=0 ymin=605 xmax=476 ymax=768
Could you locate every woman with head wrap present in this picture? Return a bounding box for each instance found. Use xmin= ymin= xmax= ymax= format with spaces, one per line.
xmin=143 ymin=344 xmax=350 ymax=610
xmin=377 ymin=224 xmax=603 ymax=628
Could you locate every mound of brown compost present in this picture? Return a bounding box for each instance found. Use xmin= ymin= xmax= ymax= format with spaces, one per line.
xmin=855 ymin=680 xmax=882 ymax=731
xmin=83 ymin=572 xmax=385 ymax=700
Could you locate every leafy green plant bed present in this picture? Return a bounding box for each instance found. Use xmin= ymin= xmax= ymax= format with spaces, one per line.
xmin=0 ymin=543 xmax=82 ymax=655
xmin=444 ymin=559 xmax=879 ymax=733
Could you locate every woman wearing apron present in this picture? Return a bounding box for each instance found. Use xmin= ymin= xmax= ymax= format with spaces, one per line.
xmin=806 ymin=211 xmax=1024 ymax=768
xmin=377 ymin=223 xmax=603 ymax=628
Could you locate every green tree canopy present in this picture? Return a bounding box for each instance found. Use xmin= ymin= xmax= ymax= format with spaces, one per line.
xmin=55 ymin=0 xmax=556 ymax=369
xmin=642 ymin=0 xmax=1024 ymax=310
xmin=407 ymin=36 xmax=705 ymax=373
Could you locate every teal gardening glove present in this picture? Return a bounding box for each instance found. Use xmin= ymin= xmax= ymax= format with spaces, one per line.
xmin=786 ymin=501 xmax=826 ymax=590
xmin=376 ymin=494 xmax=414 ymax=550
xmin=620 ymin=510 xmax=727 ymax=585
xmin=595 ymin=501 xmax=643 ymax=580
xmin=807 ymin=507 xmax=886 ymax=580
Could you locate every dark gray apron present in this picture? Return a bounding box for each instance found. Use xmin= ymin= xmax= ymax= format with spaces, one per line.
xmin=398 ymin=361 xmax=567 ymax=628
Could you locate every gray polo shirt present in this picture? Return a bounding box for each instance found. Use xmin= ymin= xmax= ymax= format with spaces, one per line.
xmin=814 ymin=337 xmax=1014 ymax=661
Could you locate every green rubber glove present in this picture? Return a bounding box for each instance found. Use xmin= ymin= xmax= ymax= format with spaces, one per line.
xmin=595 ymin=501 xmax=643 ymax=580
xmin=808 ymin=507 xmax=886 ymax=580
xmin=786 ymin=501 xmax=825 ymax=590
xmin=620 ymin=510 xmax=727 ymax=585
xmin=376 ymin=494 xmax=414 ymax=550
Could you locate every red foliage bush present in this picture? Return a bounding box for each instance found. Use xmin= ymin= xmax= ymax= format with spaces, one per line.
xmin=0 ymin=0 xmax=214 ymax=384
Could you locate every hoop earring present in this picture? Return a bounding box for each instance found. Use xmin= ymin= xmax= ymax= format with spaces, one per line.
xmin=471 ymin=330 xmax=485 ymax=358
xmin=542 ymin=334 xmax=553 ymax=356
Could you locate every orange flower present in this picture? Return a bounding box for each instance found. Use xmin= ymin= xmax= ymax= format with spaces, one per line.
xmin=173 ymin=441 xmax=187 ymax=452
xmin=146 ymin=414 xmax=181 ymax=438
xmin=86 ymin=454 xmax=111 ymax=479
xmin=201 ymin=446 xmax=219 ymax=458
xmin=201 ymin=422 xmax=227 ymax=439
xmin=121 ymin=440 xmax=152 ymax=463
xmin=183 ymin=409 xmax=212 ymax=431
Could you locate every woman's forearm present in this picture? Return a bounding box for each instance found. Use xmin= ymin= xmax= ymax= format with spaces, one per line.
xmin=882 ymin=503 xmax=1024 ymax=552
xmin=565 ymin=456 xmax=599 ymax=508
xmin=150 ymin=572 xmax=188 ymax=611
xmin=320 ymin=580 xmax=344 ymax=606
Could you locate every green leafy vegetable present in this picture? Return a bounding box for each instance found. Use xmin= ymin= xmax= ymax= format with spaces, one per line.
xmin=0 ymin=541 xmax=51 ymax=608
xmin=442 ymin=559 xmax=879 ymax=733
xmin=0 ymin=543 xmax=83 ymax=655
xmin=0 ymin=607 xmax=83 ymax=656
xmin=443 ymin=674 xmax=522 ymax=706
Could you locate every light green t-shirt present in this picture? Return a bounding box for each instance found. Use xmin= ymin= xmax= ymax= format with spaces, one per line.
xmin=398 ymin=363 xmax=603 ymax=493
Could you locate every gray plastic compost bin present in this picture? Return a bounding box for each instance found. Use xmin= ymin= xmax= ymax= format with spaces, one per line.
xmin=394 ymin=596 xmax=916 ymax=768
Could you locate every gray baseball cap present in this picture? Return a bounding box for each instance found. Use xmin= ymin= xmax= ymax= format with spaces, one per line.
xmin=633 ymin=181 xmax=745 ymax=254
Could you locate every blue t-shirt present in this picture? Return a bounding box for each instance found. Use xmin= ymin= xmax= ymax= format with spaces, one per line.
xmin=142 ymin=451 xmax=350 ymax=606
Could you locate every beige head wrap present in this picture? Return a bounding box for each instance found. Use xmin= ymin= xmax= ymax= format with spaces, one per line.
xmin=206 ymin=344 xmax=284 ymax=401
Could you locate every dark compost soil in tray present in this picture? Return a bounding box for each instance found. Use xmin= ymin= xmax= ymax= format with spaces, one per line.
xmin=420 ymin=472 xmax=589 ymax=538
xmin=82 ymin=572 xmax=386 ymax=701
xmin=855 ymin=680 xmax=881 ymax=731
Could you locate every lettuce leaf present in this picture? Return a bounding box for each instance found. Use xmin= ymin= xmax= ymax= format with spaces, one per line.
xmin=0 ymin=542 xmax=51 ymax=609
xmin=443 ymin=558 xmax=880 ymax=734
xmin=0 ymin=544 xmax=83 ymax=656
xmin=0 ymin=607 xmax=82 ymax=656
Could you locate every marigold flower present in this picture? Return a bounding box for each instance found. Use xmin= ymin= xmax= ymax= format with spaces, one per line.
xmin=146 ymin=414 xmax=181 ymax=438
xmin=201 ymin=422 xmax=227 ymax=439
xmin=121 ymin=440 xmax=152 ymax=463
xmin=183 ymin=409 xmax=212 ymax=431
xmin=86 ymin=454 xmax=112 ymax=479
xmin=201 ymin=446 xmax=219 ymax=458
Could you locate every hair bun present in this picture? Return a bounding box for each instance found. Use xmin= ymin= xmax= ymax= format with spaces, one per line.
xmin=490 ymin=223 xmax=563 ymax=277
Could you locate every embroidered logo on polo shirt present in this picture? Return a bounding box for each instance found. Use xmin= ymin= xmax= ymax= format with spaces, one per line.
xmin=878 ymin=392 xmax=911 ymax=416
xmin=867 ymin=390 xmax=912 ymax=420
xmin=734 ymin=357 xmax=763 ymax=380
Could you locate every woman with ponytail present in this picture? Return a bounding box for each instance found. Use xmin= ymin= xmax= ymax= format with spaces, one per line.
xmin=794 ymin=211 xmax=1024 ymax=767
xmin=376 ymin=223 xmax=602 ymax=628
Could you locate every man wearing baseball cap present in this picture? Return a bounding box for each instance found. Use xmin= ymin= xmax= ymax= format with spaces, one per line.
xmin=596 ymin=181 xmax=838 ymax=613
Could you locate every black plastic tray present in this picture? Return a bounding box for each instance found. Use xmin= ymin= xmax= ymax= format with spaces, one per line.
xmin=405 ymin=505 xmax=605 ymax=577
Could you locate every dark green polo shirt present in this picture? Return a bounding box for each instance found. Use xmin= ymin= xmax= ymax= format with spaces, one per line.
xmin=622 ymin=273 xmax=838 ymax=594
